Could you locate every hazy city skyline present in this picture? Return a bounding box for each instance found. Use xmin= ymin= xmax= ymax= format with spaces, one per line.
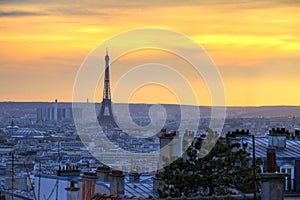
xmin=0 ymin=0 xmax=299 ymax=106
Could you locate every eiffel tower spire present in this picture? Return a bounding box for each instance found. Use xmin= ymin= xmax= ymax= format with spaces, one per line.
xmin=103 ymin=48 xmax=111 ymax=100
xmin=98 ymin=49 xmax=118 ymax=128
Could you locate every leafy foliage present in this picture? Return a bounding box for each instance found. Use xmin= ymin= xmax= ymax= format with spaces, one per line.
xmin=160 ymin=131 xmax=262 ymax=197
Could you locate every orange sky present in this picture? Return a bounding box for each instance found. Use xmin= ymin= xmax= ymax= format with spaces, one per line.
xmin=0 ymin=0 xmax=300 ymax=106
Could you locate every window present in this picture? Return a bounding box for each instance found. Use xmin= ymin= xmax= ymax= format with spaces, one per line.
xmin=280 ymin=164 xmax=294 ymax=191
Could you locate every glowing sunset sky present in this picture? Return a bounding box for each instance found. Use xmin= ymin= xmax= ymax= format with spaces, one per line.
xmin=0 ymin=0 xmax=299 ymax=106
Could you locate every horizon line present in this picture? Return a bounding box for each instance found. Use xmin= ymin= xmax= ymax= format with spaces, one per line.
xmin=0 ymin=101 xmax=300 ymax=107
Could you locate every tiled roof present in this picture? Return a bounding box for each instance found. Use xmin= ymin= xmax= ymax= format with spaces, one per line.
xmin=241 ymin=137 xmax=300 ymax=159
xmin=93 ymin=193 xmax=147 ymax=200
xmin=125 ymin=183 xmax=154 ymax=197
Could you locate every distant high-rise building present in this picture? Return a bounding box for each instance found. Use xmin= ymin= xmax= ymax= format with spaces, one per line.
xmin=36 ymin=100 xmax=74 ymax=122
xmin=54 ymin=99 xmax=58 ymax=121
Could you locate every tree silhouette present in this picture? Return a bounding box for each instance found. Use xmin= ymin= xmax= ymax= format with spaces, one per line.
xmin=160 ymin=130 xmax=262 ymax=197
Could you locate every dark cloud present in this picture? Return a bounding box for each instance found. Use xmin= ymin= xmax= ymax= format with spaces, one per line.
xmin=75 ymin=0 xmax=300 ymax=10
xmin=0 ymin=0 xmax=49 ymax=4
xmin=0 ymin=10 xmax=41 ymax=17
xmin=45 ymin=5 xmax=105 ymax=16
xmin=0 ymin=0 xmax=300 ymax=18
xmin=0 ymin=0 xmax=299 ymax=5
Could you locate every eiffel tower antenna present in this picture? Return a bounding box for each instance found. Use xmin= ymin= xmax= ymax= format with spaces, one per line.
xmin=97 ymin=49 xmax=118 ymax=129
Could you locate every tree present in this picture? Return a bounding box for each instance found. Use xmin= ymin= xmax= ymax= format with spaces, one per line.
xmin=160 ymin=130 xmax=262 ymax=197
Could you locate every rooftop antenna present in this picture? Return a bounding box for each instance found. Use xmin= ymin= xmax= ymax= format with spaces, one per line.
xmin=38 ymin=162 xmax=41 ymax=200
xmin=11 ymin=151 xmax=15 ymax=200
xmin=55 ymin=178 xmax=59 ymax=199
xmin=55 ymin=143 xmax=61 ymax=200
xmin=46 ymin=180 xmax=58 ymax=200
xmin=23 ymin=162 xmax=37 ymax=200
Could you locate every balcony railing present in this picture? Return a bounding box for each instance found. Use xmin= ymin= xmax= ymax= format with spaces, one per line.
xmin=284 ymin=178 xmax=296 ymax=192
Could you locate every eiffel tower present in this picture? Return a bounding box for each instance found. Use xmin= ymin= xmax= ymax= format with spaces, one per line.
xmin=97 ymin=49 xmax=118 ymax=129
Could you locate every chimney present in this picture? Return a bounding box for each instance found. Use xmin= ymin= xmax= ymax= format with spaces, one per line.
xmin=109 ymin=170 xmax=124 ymax=195
xmin=260 ymin=147 xmax=285 ymax=200
xmin=96 ymin=165 xmax=110 ymax=182
xmin=159 ymin=129 xmax=180 ymax=167
xmin=81 ymin=172 xmax=98 ymax=200
xmin=129 ymin=170 xmax=140 ymax=183
xmin=266 ymin=147 xmax=277 ymax=173
xmin=261 ymin=146 xmax=285 ymax=200
xmin=268 ymin=128 xmax=287 ymax=149
xmin=65 ymin=181 xmax=80 ymax=200
xmin=57 ymin=165 xmax=80 ymax=177
xmin=153 ymin=172 xmax=164 ymax=192
xmin=183 ymin=130 xmax=194 ymax=148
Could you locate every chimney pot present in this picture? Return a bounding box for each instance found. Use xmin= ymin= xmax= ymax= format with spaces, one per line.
xmin=267 ymin=147 xmax=276 ymax=173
